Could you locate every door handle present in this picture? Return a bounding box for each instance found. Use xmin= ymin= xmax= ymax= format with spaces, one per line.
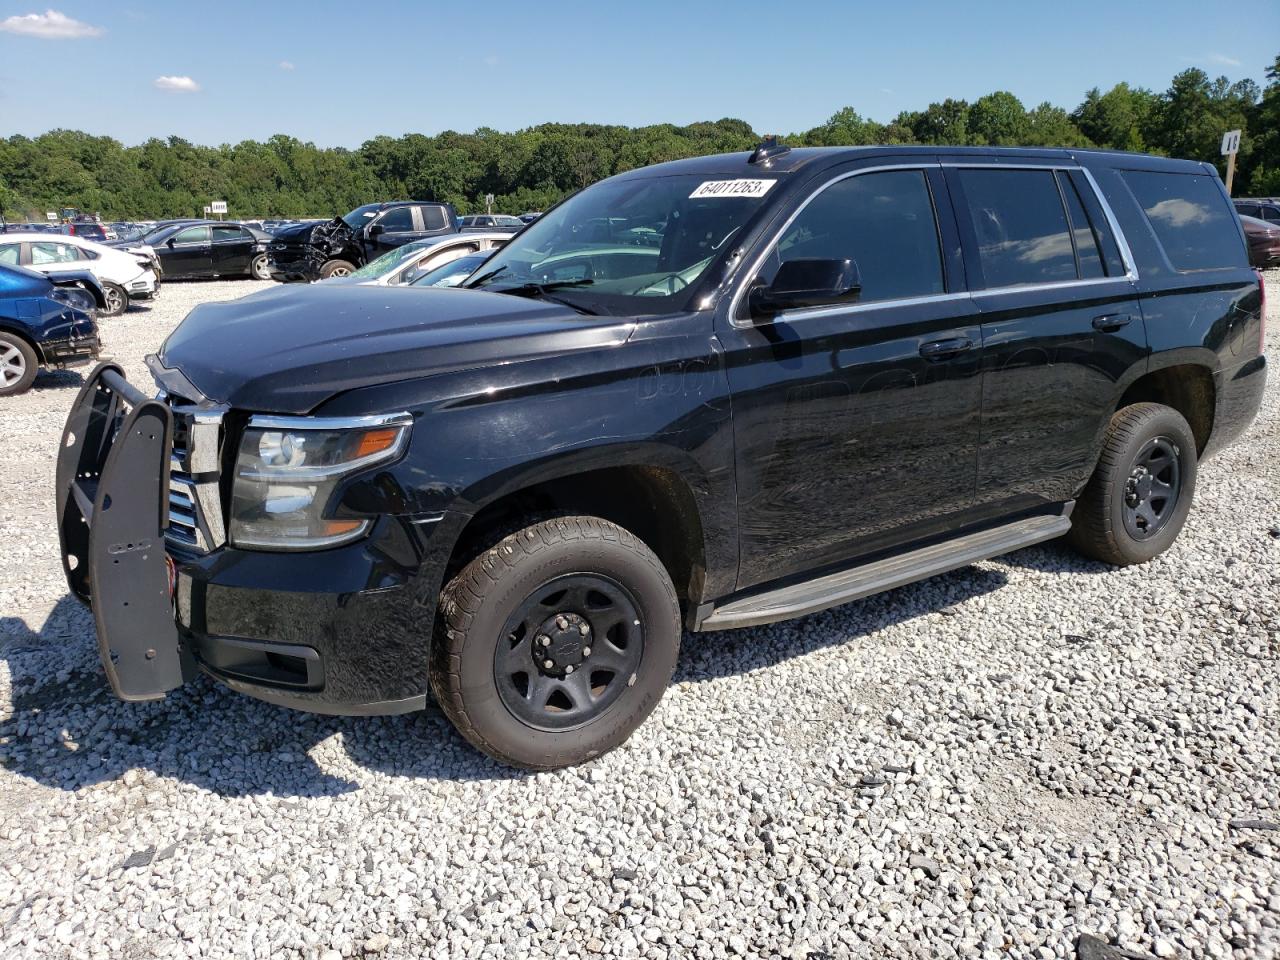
xmin=919 ymin=337 xmax=973 ymax=361
xmin=1092 ymin=313 xmax=1133 ymax=332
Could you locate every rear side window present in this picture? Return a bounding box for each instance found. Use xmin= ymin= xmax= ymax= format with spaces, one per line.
xmin=419 ymin=206 xmax=448 ymax=231
xmin=765 ymin=169 xmax=945 ymax=304
xmin=0 ymin=244 xmax=18 ymax=265
xmin=1057 ymin=173 xmax=1105 ymax=280
xmin=957 ymin=169 xmax=1077 ymax=287
xmin=1121 ymin=170 xmax=1243 ymax=271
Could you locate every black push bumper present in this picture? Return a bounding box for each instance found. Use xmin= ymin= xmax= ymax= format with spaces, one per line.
xmin=56 ymin=362 xmax=196 ymax=700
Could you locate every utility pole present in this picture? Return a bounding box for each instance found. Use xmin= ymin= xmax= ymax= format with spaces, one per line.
xmin=1221 ymin=129 xmax=1241 ymax=196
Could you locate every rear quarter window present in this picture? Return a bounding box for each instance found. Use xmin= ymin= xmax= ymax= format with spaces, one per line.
xmin=1121 ymin=170 xmax=1244 ymax=272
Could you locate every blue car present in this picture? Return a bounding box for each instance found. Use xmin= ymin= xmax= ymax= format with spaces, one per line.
xmin=0 ymin=263 xmax=101 ymax=396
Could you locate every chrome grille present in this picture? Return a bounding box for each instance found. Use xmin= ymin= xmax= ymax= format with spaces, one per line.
xmin=163 ymin=396 xmax=227 ymax=553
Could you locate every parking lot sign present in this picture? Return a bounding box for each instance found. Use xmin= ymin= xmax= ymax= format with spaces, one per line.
xmin=1221 ymin=129 xmax=1241 ymax=195
xmin=210 ymin=200 xmax=228 ymax=217
xmin=46 ymin=211 xmax=57 ymax=221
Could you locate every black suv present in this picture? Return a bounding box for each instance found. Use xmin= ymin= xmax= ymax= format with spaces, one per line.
xmin=58 ymin=143 xmax=1266 ymax=769
xmin=267 ymin=201 xmax=459 ymax=282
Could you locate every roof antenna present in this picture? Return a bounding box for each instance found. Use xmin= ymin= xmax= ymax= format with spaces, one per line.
xmin=749 ymin=135 xmax=790 ymax=165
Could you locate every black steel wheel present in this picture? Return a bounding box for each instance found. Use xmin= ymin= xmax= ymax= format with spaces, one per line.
xmin=431 ymin=516 xmax=680 ymax=769
xmin=494 ymin=574 xmax=645 ymax=732
xmin=1120 ymin=436 xmax=1181 ymax=541
xmin=1068 ymin=402 xmax=1198 ymax=566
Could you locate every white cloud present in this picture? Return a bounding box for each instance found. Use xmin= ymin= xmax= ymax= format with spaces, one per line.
xmin=1207 ymin=52 xmax=1242 ymax=67
xmin=0 ymin=9 xmax=104 ymax=39
xmin=154 ymin=75 xmax=201 ymax=93
xmin=279 ymin=60 xmax=295 ymax=71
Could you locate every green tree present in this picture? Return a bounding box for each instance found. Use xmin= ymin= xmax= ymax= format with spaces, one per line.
xmin=968 ymin=92 xmax=1030 ymax=146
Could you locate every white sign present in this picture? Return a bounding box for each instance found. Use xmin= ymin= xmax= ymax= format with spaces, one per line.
xmin=46 ymin=211 xmax=57 ymax=221
xmin=203 ymin=206 xmax=211 ymax=215
xmin=1221 ymin=129 xmax=1241 ymax=156
xmin=689 ymin=179 xmax=776 ymax=200
xmin=210 ymin=200 xmax=228 ymax=214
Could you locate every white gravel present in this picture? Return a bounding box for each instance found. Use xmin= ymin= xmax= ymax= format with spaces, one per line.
xmin=0 ymin=274 xmax=1277 ymax=960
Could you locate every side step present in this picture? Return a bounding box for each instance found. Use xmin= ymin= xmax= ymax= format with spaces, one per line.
xmin=698 ymin=510 xmax=1073 ymax=631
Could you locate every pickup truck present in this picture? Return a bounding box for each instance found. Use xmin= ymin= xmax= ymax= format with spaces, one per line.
xmin=57 ymin=141 xmax=1266 ymax=769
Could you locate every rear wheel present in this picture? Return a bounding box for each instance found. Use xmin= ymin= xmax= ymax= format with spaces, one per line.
xmin=101 ymin=282 xmax=127 ymax=317
xmin=0 ymin=334 xmax=38 ymax=396
xmin=249 ymin=253 xmax=271 ymax=280
xmin=430 ymin=516 xmax=680 ymax=769
xmin=1067 ymin=402 xmax=1198 ymax=566
xmin=319 ymin=259 xmax=355 ymax=279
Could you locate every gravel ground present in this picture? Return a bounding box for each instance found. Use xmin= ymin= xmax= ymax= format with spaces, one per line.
xmin=0 ymin=275 xmax=1277 ymax=960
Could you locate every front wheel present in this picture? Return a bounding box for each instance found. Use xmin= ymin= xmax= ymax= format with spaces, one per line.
xmin=1067 ymin=402 xmax=1198 ymax=566
xmin=318 ymin=259 xmax=355 ymax=279
xmin=101 ymin=282 xmax=128 ymax=317
xmin=249 ymin=253 xmax=271 ymax=280
xmin=430 ymin=516 xmax=680 ymax=769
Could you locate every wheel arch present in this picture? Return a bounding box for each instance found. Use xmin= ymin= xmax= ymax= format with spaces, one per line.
xmin=445 ymin=451 xmax=717 ymax=624
xmin=1115 ymin=360 xmax=1216 ymax=454
xmin=0 ymin=322 xmax=46 ymax=364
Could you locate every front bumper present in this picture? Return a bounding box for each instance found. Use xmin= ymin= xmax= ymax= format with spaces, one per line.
xmin=267 ymin=248 xmax=322 ymax=283
xmin=57 ymin=363 xmax=460 ymax=712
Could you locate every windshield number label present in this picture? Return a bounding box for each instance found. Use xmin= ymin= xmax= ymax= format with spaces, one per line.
xmin=689 ymin=179 xmax=776 ymax=199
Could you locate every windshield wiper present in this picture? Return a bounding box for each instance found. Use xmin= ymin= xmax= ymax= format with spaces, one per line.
xmin=493 ymin=280 xmax=599 ymax=315
xmin=464 ymin=264 xmax=509 ymax=289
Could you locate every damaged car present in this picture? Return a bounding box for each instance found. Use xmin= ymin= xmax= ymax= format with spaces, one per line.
xmin=267 ymin=201 xmax=459 ymax=282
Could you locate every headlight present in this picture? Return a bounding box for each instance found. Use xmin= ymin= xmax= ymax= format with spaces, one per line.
xmin=229 ymin=413 xmax=412 ymax=550
xmin=49 ymin=286 xmax=97 ymax=314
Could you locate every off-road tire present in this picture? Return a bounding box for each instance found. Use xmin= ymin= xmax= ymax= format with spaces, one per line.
xmin=101 ymin=282 xmax=127 ymax=317
xmin=430 ymin=516 xmax=680 ymax=770
xmin=249 ymin=253 xmax=271 ymax=280
xmin=1067 ymin=402 xmax=1198 ymax=566
xmin=0 ymin=333 xmax=39 ymax=396
xmin=318 ymin=259 xmax=355 ymax=280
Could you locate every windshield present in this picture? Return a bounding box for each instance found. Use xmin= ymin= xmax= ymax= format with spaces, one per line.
xmin=347 ymin=240 xmax=433 ymax=279
xmin=341 ymin=204 xmax=381 ymax=230
xmin=465 ymin=173 xmax=777 ymax=314
xmin=412 ymin=252 xmax=489 ymax=288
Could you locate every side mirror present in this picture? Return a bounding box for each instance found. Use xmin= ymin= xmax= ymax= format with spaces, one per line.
xmin=166 ymin=238 xmax=176 ymax=248
xmin=366 ymin=223 xmax=385 ymax=239
xmin=748 ymin=258 xmax=861 ymax=320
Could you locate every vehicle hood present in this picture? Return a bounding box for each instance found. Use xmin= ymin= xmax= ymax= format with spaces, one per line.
xmin=273 ymin=217 xmax=351 ymax=247
xmin=155 ymin=283 xmax=635 ymax=414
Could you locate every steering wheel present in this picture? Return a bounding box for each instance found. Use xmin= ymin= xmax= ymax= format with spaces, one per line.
xmin=633 ymin=272 xmax=690 ymax=296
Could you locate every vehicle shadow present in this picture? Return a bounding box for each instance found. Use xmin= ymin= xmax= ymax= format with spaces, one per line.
xmin=0 ymin=595 xmax=522 ymax=799
xmin=32 ymin=368 xmax=85 ymax=391
xmin=987 ymin=537 xmax=1116 ymax=577
xmin=676 ymin=563 xmax=1009 ymax=683
xmin=1 ymin=566 xmax=1006 ymax=798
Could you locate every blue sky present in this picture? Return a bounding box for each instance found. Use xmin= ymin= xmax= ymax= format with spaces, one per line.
xmin=1 ymin=1 xmax=1277 ymax=147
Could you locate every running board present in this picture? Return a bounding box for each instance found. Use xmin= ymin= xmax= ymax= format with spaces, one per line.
xmin=698 ymin=511 xmax=1073 ymax=631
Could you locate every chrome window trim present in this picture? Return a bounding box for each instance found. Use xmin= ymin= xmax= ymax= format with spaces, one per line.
xmin=729 ymin=159 xmax=1140 ymax=327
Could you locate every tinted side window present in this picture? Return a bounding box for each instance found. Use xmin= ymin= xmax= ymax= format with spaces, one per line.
xmin=765 ymin=169 xmax=944 ymax=304
xmin=419 ymin=207 xmax=446 ymax=230
xmin=1057 ymin=172 xmax=1105 ymax=279
xmin=1261 ymin=206 xmax=1280 ymax=223
xmin=377 ymin=207 xmax=414 ymax=232
xmin=1121 ymin=170 xmax=1244 ymax=271
xmin=1235 ymin=204 xmax=1259 ymax=218
xmin=212 ymin=225 xmax=246 ymax=243
xmin=958 ymin=169 xmax=1076 ymax=287
xmin=172 ymin=226 xmax=210 ymax=244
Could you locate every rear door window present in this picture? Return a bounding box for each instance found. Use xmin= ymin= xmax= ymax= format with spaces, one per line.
xmin=212 ymin=225 xmax=247 ymax=243
xmin=420 ymin=206 xmax=448 ymax=230
xmin=1057 ymin=172 xmax=1105 ymax=279
xmin=0 ymin=244 xmax=18 ymax=265
xmin=1121 ymin=170 xmax=1244 ymax=271
xmin=30 ymin=241 xmax=81 ymax=264
xmin=763 ymin=169 xmax=945 ymax=304
xmin=957 ymin=169 xmax=1077 ymax=287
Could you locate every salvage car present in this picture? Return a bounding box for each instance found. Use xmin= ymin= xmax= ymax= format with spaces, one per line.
xmin=118 ymin=220 xmax=273 ymax=281
xmin=267 ymin=201 xmax=459 ymax=282
xmin=0 ymin=263 xmax=100 ymax=395
xmin=0 ymin=232 xmax=158 ymax=315
xmin=57 ymin=142 xmax=1265 ymax=769
xmin=326 ymin=232 xmax=509 ymax=287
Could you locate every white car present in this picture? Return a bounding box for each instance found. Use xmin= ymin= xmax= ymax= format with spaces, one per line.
xmin=324 ymin=232 xmax=511 ymax=287
xmin=0 ymin=233 xmax=158 ymax=316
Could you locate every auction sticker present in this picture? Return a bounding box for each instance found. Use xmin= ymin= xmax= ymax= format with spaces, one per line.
xmin=689 ymin=179 xmax=776 ymax=199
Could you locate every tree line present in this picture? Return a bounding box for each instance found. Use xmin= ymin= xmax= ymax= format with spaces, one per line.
xmin=1 ymin=56 xmax=1277 ymax=222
